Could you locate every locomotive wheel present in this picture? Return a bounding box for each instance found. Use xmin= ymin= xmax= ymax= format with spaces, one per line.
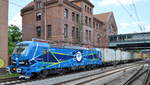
xmin=38 ymin=70 xmax=49 ymax=78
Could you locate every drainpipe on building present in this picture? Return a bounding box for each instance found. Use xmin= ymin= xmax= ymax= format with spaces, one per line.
xmin=44 ymin=0 xmax=47 ymax=40
xmin=79 ymin=1 xmax=84 ymax=46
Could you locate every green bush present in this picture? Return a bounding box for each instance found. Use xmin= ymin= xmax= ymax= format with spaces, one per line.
xmin=0 ymin=57 xmax=4 ymax=68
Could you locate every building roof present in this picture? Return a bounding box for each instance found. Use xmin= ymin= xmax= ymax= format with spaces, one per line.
xmin=23 ymin=1 xmax=34 ymax=9
xmin=93 ymin=17 xmax=104 ymax=25
xmin=71 ymin=0 xmax=94 ymax=7
xmin=94 ymin=12 xmax=112 ymax=22
xmin=21 ymin=0 xmax=81 ymax=14
xmin=21 ymin=1 xmax=34 ymax=14
xmin=63 ymin=0 xmax=81 ymax=11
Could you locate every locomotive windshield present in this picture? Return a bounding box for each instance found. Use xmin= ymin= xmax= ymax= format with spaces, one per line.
xmin=13 ymin=44 xmax=28 ymax=55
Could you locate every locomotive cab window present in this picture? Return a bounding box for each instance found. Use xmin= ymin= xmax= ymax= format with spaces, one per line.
xmin=13 ymin=45 xmax=28 ymax=55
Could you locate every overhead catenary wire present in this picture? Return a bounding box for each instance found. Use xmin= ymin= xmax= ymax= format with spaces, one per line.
xmin=116 ymin=0 xmax=145 ymax=31
xmin=131 ymin=0 xmax=140 ymax=21
xmin=1 ymin=0 xmax=23 ymax=8
xmin=131 ymin=0 xmax=146 ymax=31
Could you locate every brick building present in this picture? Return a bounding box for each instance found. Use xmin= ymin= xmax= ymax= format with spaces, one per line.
xmin=0 ymin=0 xmax=8 ymax=66
xmin=21 ymin=0 xmax=118 ymax=48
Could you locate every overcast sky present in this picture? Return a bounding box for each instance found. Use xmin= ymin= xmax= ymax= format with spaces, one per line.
xmin=9 ymin=0 xmax=150 ymax=34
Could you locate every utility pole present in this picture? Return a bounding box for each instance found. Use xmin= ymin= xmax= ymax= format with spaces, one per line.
xmin=0 ymin=0 xmax=8 ymax=66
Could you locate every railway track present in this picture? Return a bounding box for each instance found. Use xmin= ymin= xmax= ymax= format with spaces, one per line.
xmin=142 ymin=65 xmax=150 ymax=85
xmin=54 ymin=64 xmax=143 ymax=85
xmin=0 ymin=62 xmax=145 ymax=85
xmin=20 ymin=63 xmax=143 ymax=85
xmin=123 ymin=64 xmax=150 ymax=85
xmin=0 ymin=77 xmax=26 ymax=85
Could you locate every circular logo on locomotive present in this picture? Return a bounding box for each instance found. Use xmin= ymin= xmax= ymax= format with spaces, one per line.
xmin=75 ymin=51 xmax=83 ymax=62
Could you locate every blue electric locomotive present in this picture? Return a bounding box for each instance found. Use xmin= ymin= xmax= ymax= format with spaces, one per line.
xmin=7 ymin=40 xmax=102 ymax=78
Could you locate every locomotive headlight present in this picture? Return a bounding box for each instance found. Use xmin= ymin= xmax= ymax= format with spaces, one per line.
xmin=16 ymin=68 xmax=22 ymax=73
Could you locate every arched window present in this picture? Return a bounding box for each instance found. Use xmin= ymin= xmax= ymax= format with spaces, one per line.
xmin=97 ymin=34 xmax=100 ymax=43
xmin=89 ymin=18 xmax=91 ymax=27
xmin=76 ymin=14 xmax=79 ymax=23
xmin=86 ymin=30 xmax=88 ymax=41
xmin=36 ymin=12 xmax=42 ymax=21
xmin=90 ymin=8 xmax=92 ymax=14
xmin=87 ymin=7 xmax=89 ymax=13
xmin=85 ymin=5 xmax=87 ymax=12
xmin=64 ymin=9 xmax=69 ymax=19
xmin=36 ymin=26 xmax=41 ymax=37
xmin=72 ymin=26 xmax=75 ymax=39
xmin=93 ymin=22 xmax=95 ymax=28
xmin=72 ymin=12 xmax=75 ymax=21
xmin=47 ymin=25 xmax=52 ymax=38
xmin=89 ymin=31 xmax=91 ymax=41
xmin=64 ymin=24 xmax=68 ymax=38
xmin=85 ymin=16 xmax=88 ymax=25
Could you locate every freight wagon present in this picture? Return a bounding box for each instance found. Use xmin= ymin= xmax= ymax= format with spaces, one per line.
xmin=101 ymin=48 xmax=142 ymax=65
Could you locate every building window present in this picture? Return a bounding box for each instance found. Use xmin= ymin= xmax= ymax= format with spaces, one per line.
xmin=72 ymin=26 xmax=75 ymax=39
xmin=64 ymin=24 xmax=68 ymax=38
xmin=76 ymin=14 xmax=79 ymax=23
xmin=93 ymin=22 xmax=95 ymax=28
xmin=72 ymin=12 xmax=75 ymax=21
xmin=36 ymin=12 xmax=42 ymax=21
xmin=90 ymin=8 xmax=92 ymax=14
xmin=89 ymin=31 xmax=91 ymax=41
xmin=97 ymin=34 xmax=100 ymax=43
xmin=89 ymin=18 xmax=91 ymax=27
xmin=36 ymin=1 xmax=42 ymax=9
xmin=96 ymin=23 xmax=98 ymax=29
xmin=76 ymin=28 xmax=80 ymax=41
xmin=87 ymin=7 xmax=89 ymax=13
xmin=99 ymin=24 xmax=102 ymax=29
xmin=85 ymin=5 xmax=87 ymax=12
xmin=86 ymin=30 xmax=88 ymax=41
xmin=85 ymin=16 xmax=88 ymax=25
xmin=47 ymin=25 xmax=52 ymax=38
xmin=36 ymin=26 xmax=41 ymax=37
xmin=64 ymin=9 xmax=68 ymax=19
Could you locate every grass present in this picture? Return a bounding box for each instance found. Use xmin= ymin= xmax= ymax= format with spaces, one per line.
xmin=0 ymin=73 xmax=20 ymax=79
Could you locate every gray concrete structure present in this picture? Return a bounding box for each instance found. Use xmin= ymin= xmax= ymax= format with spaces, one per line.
xmin=0 ymin=0 xmax=8 ymax=66
xmin=109 ymin=32 xmax=150 ymax=50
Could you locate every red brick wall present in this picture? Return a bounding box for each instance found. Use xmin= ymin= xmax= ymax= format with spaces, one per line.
xmin=0 ymin=0 xmax=8 ymax=66
xmin=22 ymin=0 xmax=118 ymax=48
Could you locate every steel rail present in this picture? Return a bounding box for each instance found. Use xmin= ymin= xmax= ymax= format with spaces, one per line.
xmin=54 ymin=64 xmax=142 ymax=85
xmin=142 ymin=65 xmax=150 ymax=85
xmin=0 ymin=62 xmax=143 ymax=85
xmin=123 ymin=65 xmax=145 ymax=85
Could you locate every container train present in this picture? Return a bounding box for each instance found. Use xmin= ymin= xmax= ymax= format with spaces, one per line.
xmin=7 ymin=39 xmax=146 ymax=79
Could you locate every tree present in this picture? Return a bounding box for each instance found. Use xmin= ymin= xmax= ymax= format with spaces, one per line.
xmin=8 ymin=25 xmax=22 ymax=55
